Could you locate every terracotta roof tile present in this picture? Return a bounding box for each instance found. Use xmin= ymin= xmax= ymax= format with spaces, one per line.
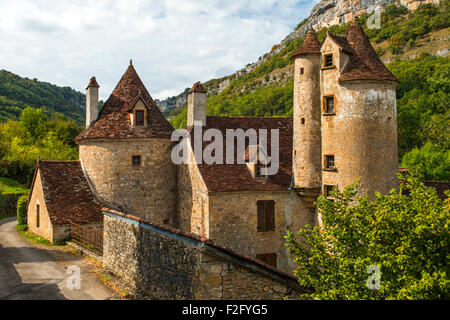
xmin=76 ymin=64 xmax=174 ymax=142
xmin=38 ymin=160 xmax=103 ymax=225
xmin=338 ymin=19 xmax=398 ymax=83
xmin=327 ymin=33 xmax=353 ymax=54
xmin=292 ymin=29 xmax=322 ymax=58
xmin=187 ymin=116 xmax=293 ymax=192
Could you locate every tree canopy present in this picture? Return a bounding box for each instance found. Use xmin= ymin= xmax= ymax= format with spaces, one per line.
xmin=286 ymin=177 xmax=449 ymax=299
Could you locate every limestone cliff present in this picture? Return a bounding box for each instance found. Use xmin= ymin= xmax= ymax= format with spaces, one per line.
xmin=159 ymin=0 xmax=441 ymax=113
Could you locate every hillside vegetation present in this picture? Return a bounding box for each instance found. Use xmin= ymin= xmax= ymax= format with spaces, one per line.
xmin=169 ymin=2 xmax=450 ymax=180
xmin=0 ymin=70 xmax=85 ymax=124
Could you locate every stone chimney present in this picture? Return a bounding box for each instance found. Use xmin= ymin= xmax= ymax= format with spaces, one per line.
xmin=187 ymin=82 xmax=206 ymax=127
xmin=86 ymin=76 xmax=99 ymax=128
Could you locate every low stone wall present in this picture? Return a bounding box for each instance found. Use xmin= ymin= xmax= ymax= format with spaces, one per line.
xmin=103 ymin=209 xmax=306 ymax=300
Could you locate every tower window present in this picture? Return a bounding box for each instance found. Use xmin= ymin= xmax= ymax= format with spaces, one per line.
xmin=300 ymin=67 xmax=304 ymax=74
xmin=324 ymin=54 xmax=333 ymax=67
xmin=132 ymin=155 xmax=141 ymax=167
xmin=324 ymin=96 xmax=335 ymax=114
xmin=257 ymin=200 xmax=275 ymax=232
xmin=301 ymin=117 xmax=305 ymax=124
xmin=324 ymin=155 xmax=335 ymax=169
xmin=256 ymin=253 xmax=277 ymax=268
xmin=324 ymin=184 xmax=337 ymax=198
xmin=135 ymin=110 xmax=144 ymax=126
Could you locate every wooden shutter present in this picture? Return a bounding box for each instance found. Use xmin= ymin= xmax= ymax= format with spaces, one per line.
xmin=257 ymin=200 xmax=275 ymax=232
xmin=266 ymin=200 xmax=275 ymax=231
xmin=256 ymin=253 xmax=277 ymax=268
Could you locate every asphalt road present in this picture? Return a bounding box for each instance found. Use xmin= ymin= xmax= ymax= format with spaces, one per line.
xmin=0 ymin=217 xmax=119 ymax=300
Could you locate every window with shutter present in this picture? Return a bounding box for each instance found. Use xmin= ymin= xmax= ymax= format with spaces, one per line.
xmin=256 ymin=253 xmax=277 ymax=268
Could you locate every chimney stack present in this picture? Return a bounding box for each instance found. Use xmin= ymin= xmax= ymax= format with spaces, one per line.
xmin=86 ymin=76 xmax=99 ymax=128
xmin=187 ymin=82 xmax=206 ymax=127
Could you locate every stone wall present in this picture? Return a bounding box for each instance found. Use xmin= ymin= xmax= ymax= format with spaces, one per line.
xmin=103 ymin=210 xmax=305 ymax=300
xmin=79 ymin=138 xmax=178 ymax=226
xmin=200 ymin=190 xmax=313 ymax=274
xmin=320 ymin=37 xmax=398 ymax=199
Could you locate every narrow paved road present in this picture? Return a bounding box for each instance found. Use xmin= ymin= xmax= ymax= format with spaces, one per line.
xmin=0 ymin=217 xmax=119 ymax=300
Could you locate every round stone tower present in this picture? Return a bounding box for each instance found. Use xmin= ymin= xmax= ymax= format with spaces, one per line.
xmin=320 ymin=19 xmax=399 ymax=199
xmin=292 ymin=29 xmax=322 ymax=193
xmin=75 ymin=62 xmax=177 ymax=225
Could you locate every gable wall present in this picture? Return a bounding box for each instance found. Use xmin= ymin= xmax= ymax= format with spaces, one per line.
xmin=27 ymin=170 xmax=54 ymax=242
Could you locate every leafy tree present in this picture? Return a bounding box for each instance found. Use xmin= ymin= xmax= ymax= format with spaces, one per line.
xmin=19 ymin=106 xmax=48 ymax=140
xmin=286 ymin=177 xmax=449 ymax=299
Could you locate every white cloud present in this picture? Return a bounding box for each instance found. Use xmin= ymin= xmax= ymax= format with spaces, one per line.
xmin=0 ymin=0 xmax=315 ymax=100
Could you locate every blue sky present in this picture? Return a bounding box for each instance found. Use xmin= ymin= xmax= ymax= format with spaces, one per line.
xmin=0 ymin=0 xmax=317 ymax=100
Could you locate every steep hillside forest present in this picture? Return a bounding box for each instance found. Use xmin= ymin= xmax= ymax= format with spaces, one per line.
xmin=169 ymin=3 xmax=450 ymax=181
xmin=0 ymin=70 xmax=85 ymax=124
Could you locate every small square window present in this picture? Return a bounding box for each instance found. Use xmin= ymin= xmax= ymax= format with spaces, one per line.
xmin=324 ymin=96 xmax=335 ymax=114
xmin=135 ymin=110 xmax=144 ymax=126
xmin=300 ymin=67 xmax=304 ymax=74
xmin=132 ymin=155 xmax=141 ymax=167
xmin=324 ymin=54 xmax=333 ymax=67
xmin=324 ymin=184 xmax=336 ymax=198
xmin=325 ymin=155 xmax=335 ymax=169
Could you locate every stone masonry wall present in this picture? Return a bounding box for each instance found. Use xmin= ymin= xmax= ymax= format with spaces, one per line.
xmin=79 ymin=139 xmax=178 ymax=226
xmin=103 ymin=211 xmax=305 ymax=300
xmin=177 ymin=143 xmax=209 ymax=237
xmin=207 ymin=190 xmax=314 ymax=274
xmin=320 ymin=37 xmax=398 ymax=199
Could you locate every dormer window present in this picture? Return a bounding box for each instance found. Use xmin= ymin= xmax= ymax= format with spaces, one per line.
xmin=129 ymin=97 xmax=149 ymax=127
xmin=324 ymin=54 xmax=333 ymax=67
xmin=136 ymin=110 xmax=144 ymax=126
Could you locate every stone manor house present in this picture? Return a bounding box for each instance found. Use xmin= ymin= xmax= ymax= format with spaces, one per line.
xmin=26 ymin=20 xmax=403 ymax=298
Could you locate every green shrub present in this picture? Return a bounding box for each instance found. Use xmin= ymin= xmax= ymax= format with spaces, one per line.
xmin=16 ymin=195 xmax=28 ymax=226
xmin=0 ymin=192 xmax=25 ymax=216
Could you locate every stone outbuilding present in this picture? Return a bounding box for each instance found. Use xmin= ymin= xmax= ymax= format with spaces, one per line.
xmin=26 ymin=160 xmax=103 ymax=243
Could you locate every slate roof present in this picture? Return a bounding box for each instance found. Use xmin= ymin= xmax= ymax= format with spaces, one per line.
xmin=33 ymin=160 xmax=103 ymax=225
xmin=292 ymin=28 xmax=322 ymax=58
xmin=187 ymin=116 xmax=293 ymax=193
xmin=75 ymin=63 xmax=174 ymax=142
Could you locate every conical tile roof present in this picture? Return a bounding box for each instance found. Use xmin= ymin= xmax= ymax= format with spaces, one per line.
xmin=76 ymin=63 xmax=174 ymax=141
xmin=338 ymin=19 xmax=398 ymax=83
xmin=292 ymin=28 xmax=322 ymax=58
